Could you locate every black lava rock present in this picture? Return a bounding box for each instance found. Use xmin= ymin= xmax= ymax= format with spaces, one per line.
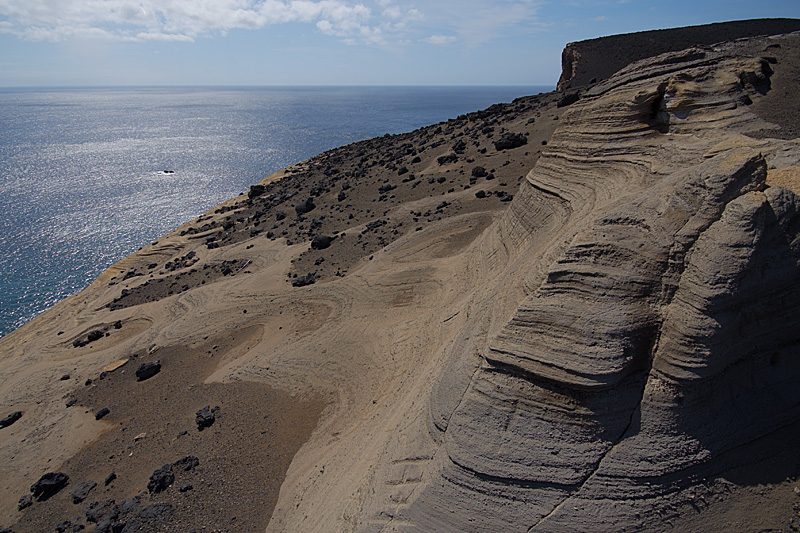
xmin=494 ymin=133 xmax=527 ymax=151
xmin=87 ymin=330 xmax=103 ymax=343
xmin=557 ymin=92 xmax=580 ymax=108
xmin=291 ymin=273 xmax=316 ymax=287
xmin=295 ymin=197 xmax=316 ymax=215
xmin=70 ymin=481 xmax=97 ymax=504
xmin=95 ymin=407 xmax=110 ymax=420
xmin=173 ymin=456 xmax=200 ymax=472
xmin=248 ymin=184 xmax=266 ymax=199
xmin=104 ymin=472 xmax=117 ymax=486
xmin=437 ymin=154 xmax=458 ymax=165
xmin=135 ymin=361 xmax=161 ymax=381
xmin=471 ymin=166 xmax=487 ymax=178
xmin=30 ymin=472 xmax=69 ymax=501
xmin=0 ymin=411 xmax=22 ymax=428
xmin=85 ymin=499 xmax=119 ymax=523
xmin=474 ymin=190 xmax=486 ymax=199
xmin=179 ymin=483 xmax=193 ymax=493
xmin=310 ymin=235 xmax=333 ymax=250
xmin=18 ymin=493 xmax=32 ymax=510
xmin=195 ymin=406 xmax=216 ymax=431
xmin=147 ymin=465 xmax=174 ymax=494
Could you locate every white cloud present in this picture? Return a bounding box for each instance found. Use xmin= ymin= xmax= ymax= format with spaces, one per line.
xmin=0 ymin=0 xmax=545 ymax=47
xmin=0 ymin=0 xmax=386 ymax=43
xmin=421 ymin=34 xmax=456 ymax=45
xmin=592 ymin=15 xmax=608 ymax=21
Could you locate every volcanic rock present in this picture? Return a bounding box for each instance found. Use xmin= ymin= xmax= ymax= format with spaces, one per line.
xmin=295 ymin=197 xmax=316 ymax=215
xmin=310 ymin=235 xmax=333 ymax=250
xmin=494 ymin=132 xmax=527 ymax=150
xmin=173 ymin=455 xmax=200 ymax=471
xmin=135 ymin=361 xmax=161 ymax=381
xmin=70 ymin=481 xmax=96 ymax=504
xmin=195 ymin=406 xmax=216 ymax=430
xmin=0 ymin=411 xmax=22 ymax=428
xmin=86 ymin=499 xmax=119 ymax=523
xmin=30 ymin=472 xmax=69 ymax=501
xmin=147 ymin=465 xmax=174 ymax=494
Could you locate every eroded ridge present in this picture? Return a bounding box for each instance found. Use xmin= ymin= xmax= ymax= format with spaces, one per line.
xmin=364 ymin=34 xmax=800 ymax=533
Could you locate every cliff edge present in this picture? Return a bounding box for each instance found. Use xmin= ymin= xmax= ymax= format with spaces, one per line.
xmin=557 ymin=18 xmax=800 ymax=90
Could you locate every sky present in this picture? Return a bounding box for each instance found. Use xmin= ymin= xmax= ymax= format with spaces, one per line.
xmin=1 ymin=0 xmax=799 ymax=87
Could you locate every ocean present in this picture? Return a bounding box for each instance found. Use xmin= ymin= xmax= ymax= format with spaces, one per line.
xmin=0 ymin=85 xmax=551 ymax=338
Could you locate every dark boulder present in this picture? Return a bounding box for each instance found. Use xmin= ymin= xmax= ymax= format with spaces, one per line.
xmin=494 ymin=133 xmax=527 ymax=151
xmin=86 ymin=499 xmax=119 ymax=523
xmin=95 ymin=407 xmax=110 ymax=420
xmin=474 ymin=190 xmax=487 ymax=199
xmin=147 ymin=465 xmax=174 ymax=494
xmin=30 ymin=472 xmax=69 ymax=501
xmin=195 ymin=406 xmax=216 ymax=431
xmin=295 ymin=197 xmax=316 ymax=215
xmin=437 ymin=154 xmax=458 ymax=165
xmin=557 ymin=92 xmax=580 ymax=107
xmin=452 ymin=139 xmax=467 ymax=154
xmin=291 ymin=273 xmax=316 ymax=287
xmin=248 ymin=184 xmax=266 ymax=199
xmin=471 ymin=166 xmax=487 ymax=178
xmin=0 ymin=411 xmax=22 ymax=428
xmin=135 ymin=361 xmax=161 ymax=382
xmin=311 ymin=235 xmax=333 ymax=250
xmin=87 ymin=330 xmax=103 ymax=343
xmin=173 ymin=456 xmax=199 ymax=472
xmin=18 ymin=493 xmax=32 ymax=510
xmin=70 ymin=481 xmax=97 ymax=504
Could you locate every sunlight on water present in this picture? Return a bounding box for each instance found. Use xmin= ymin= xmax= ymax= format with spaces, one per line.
xmin=0 ymin=86 xmax=551 ymax=336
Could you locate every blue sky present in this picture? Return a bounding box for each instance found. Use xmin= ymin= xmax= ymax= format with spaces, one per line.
xmin=1 ymin=0 xmax=799 ymax=86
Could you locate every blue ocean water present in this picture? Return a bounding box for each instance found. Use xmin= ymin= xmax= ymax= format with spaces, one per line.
xmin=0 ymin=85 xmax=551 ymax=337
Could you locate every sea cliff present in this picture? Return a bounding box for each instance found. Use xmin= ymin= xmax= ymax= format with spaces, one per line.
xmin=1 ymin=19 xmax=800 ymax=533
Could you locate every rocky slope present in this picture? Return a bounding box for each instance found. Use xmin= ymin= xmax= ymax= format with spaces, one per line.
xmin=1 ymin=23 xmax=800 ymax=533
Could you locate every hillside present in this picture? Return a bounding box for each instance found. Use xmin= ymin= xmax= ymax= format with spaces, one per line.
xmin=1 ymin=21 xmax=800 ymax=533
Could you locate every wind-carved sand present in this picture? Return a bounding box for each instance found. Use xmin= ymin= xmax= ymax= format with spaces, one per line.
xmin=2 ymin=20 xmax=800 ymax=533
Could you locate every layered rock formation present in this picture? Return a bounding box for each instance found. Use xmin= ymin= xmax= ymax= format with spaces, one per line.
xmin=371 ymin=32 xmax=800 ymax=532
xmin=557 ymin=18 xmax=800 ymax=90
xmin=1 ymin=23 xmax=800 ymax=533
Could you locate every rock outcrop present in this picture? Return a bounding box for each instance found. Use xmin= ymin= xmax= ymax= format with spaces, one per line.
xmin=359 ymin=32 xmax=800 ymax=532
xmin=557 ymin=18 xmax=800 ymax=90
